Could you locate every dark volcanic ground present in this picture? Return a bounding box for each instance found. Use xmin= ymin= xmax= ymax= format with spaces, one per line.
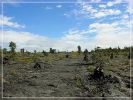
xmin=0 ymin=56 xmax=133 ymax=100
xmin=3 ymin=58 xmax=83 ymax=97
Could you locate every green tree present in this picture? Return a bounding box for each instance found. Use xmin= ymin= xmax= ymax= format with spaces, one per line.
xmin=42 ymin=50 xmax=48 ymax=56
xmin=49 ymin=48 xmax=56 ymax=53
xmin=20 ymin=48 xmax=25 ymax=54
xmin=3 ymin=48 xmax=7 ymax=54
xmin=34 ymin=50 xmax=37 ymax=54
xmin=50 ymin=48 xmax=52 ymax=53
xmin=84 ymin=49 xmax=88 ymax=55
xmin=77 ymin=45 xmax=81 ymax=54
xmin=9 ymin=41 xmax=16 ymax=53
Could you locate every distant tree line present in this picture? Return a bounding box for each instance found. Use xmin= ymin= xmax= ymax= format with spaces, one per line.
xmin=0 ymin=41 xmax=132 ymax=59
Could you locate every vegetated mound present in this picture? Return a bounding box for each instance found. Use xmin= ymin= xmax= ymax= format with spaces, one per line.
xmin=84 ymin=74 xmax=122 ymax=97
xmin=76 ymin=65 xmax=130 ymax=97
xmin=2 ymin=46 xmax=132 ymax=98
xmin=33 ymin=62 xmax=53 ymax=70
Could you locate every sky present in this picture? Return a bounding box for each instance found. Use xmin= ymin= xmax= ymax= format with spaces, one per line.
xmin=0 ymin=0 xmax=133 ymax=52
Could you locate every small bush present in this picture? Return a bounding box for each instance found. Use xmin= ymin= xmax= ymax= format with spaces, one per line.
xmin=71 ymin=52 xmax=78 ymax=58
xmin=110 ymin=53 xmax=113 ymax=59
xmin=124 ymin=60 xmax=129 ymax=65
xmin=75 ymin=75 xmax=82 ymax=88
xmin=10 ymin=68 xmax=17 ymax=76
xmin=87 ymin=66 xmax=95 ymax=73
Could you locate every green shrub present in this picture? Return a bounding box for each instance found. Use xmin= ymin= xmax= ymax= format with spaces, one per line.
xmin=87 ymin=66 xmax=95 ymax=73
xmin=75 ymin=75 xmax=82 ymax=88
xmin=10 ymin=68 xmax=17 ymax=76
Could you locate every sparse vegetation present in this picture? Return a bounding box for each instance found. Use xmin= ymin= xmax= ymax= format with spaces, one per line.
xmin=75 ymin=75 xmax=82 ymax=88
xmin=10 ymin=68 xmax=17 ymax=76
xmin=1 ymin=42 xmax=133 ymax=97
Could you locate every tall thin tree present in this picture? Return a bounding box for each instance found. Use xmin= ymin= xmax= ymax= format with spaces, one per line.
xmin=9 ymin=41 xmax=16 ymax=53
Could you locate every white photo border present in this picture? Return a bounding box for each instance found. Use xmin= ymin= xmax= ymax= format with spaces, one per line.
xmin=1 ymin=1 xmax=132 ymax=99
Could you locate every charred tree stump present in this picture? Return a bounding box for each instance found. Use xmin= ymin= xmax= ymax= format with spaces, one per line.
xmin=93 ymin=66 xmax=104 ymax=79
xmin=3 ymin=57 xmax=9 ymax=64
xmin=66 ymin=54 xmax=69 ymax=58
xmin=34 ymin=62 xmax=41 ymax=69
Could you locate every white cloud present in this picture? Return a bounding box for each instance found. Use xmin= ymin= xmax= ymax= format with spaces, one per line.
xmin=62 ymin=29 xmax=89 ymax=41
xmin=99 ymin=4 xmax=107 ymax=8
xmin=106 ymin=0 xmax=131 ymax=7
xmin=0 ymin=15 xmax=25 ymax=28
xmin=107 ymin=2 xmax=114 ymax=7
xmin=107 ymin=0 xmax=123 ymax=7
xmin=122 ymin=14 xmax=129 ymax=19
xmin=0 ymin=29 xmax=88 ymax=51
xmin=82 ymin=4 xmax=98 ymax=13
xmin=90 ymin=0 xmax=101 ymax=2
xmin=65 ymin=0 xmax=128 ymax=20
xmin=93 ymin=9 xmax=121 ymax=18
xmin=0 ymin=30 xmax=50 ymax=51
xmin=0 ymin=18 xmax=131 ymax=52
xmin=0 ymin=2 xmax=131 ymax=51
xmin=63 ymin=13 xmax=71 ymax=17
xmin=71 ymin=3 xmax=122 ymax=19
xmin=56 ymin=5 xmax=62 ymax=8
xmin=88 ymin=20 xmax=131 ymax=48
xmin=127 ymin=6 xmax=133 ymax=14
xmin=61 ymin=19 xmax=131 ymax=50
xmin=45 ymin=6 xmax=53 ymax=10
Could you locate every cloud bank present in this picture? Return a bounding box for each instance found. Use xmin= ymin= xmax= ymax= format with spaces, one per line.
xmin=0 ymin=0 xmax=132 ymax=52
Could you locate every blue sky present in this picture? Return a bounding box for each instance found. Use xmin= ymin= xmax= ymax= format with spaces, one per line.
xmin=3 ymin=3 xmax=78 ymax=37
xmin=0 ymin=0 xmax=132 ymax=51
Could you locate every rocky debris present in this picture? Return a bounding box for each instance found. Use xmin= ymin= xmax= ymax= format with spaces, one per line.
xmin=66 ymin=54 xmax=69 ymax=58
xmin=79 ymin=72 xmax=123 ymax=97
xmin=47 ymin=83 xmax=57 ymax=88
xmin=92 ymin=66 xmax=104 ymax=79
xmin=28 ymin=80 xmax=40 ymax=86
xmin=3 ymin=57 xmax=9 ymax=64
xmin=33 ymin=62 xmax=52 ymax=70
